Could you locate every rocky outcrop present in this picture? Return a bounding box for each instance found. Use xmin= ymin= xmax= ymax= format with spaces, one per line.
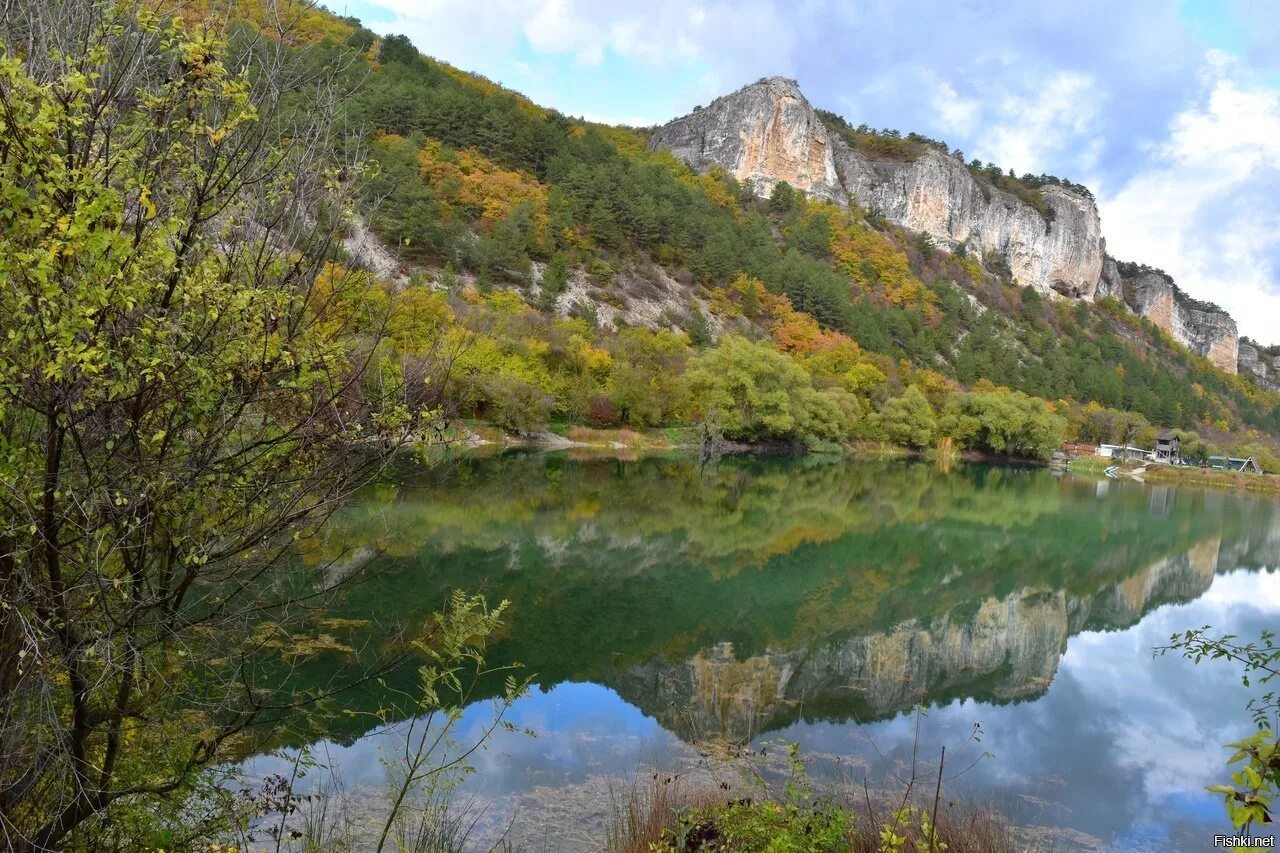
xmin=1096 ymin=256 xmax=1124 ymax=300
xmin=1239 ymin=341 xmax=1280 ymax=391
xmin=649 ymin=78 xmax=1273 ymax=373
xmin=647 ymin=77 xmax=845 ymax=203
xmin=649 ymin=77 xmax=1104 ymax=298
xmin=1119 ymin=269 xmax=1239 ymax=373
xmin=835 ymin=147 xmax=1104 ymax=298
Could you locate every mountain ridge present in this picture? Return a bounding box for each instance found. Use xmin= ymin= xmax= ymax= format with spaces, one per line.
xmin=162 ymin=4 xmax=1279 ymax=459
xmin=648 ymin=76 xmax=1245 ymax=375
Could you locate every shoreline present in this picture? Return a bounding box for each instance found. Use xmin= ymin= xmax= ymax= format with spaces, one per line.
xmin=1067 ymin=454 xmax=1280 ymax=496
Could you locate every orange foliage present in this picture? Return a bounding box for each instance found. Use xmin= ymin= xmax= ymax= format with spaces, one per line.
xmin=711 ymin=274 xmax=889 ymax=394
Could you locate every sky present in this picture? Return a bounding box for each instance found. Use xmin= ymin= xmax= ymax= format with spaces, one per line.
xmin=336 ymin=0 xmax=1280 ymax=343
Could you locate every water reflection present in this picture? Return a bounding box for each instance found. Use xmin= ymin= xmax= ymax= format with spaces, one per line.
xmin=254 ymin=453 xmax=1280 ymax=850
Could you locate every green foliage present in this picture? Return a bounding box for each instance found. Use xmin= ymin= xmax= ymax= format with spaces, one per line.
xmin=329 ymin=22 xmax=1280 ymax=448
xmin=539 ymin=251 xmax=570 ymax=310
xmin=687 ymin=305 xmax=713 ymax=347
xmin=683 ymin=337 xmax=863 ymax=445
xmin=877 ymin=387 xmax=937 ymax=449
xmin=940 ymin=389 xmax=1068 ymax=459
xmin=606 ymin=328 xmax=691 ymax=425
xmin=770 ymin=179 xmax=799 ymax=214
xmin=1158 ymin=629 xmax=1280 ymax=844
xmin=373 ymin=590 xmax=531 ymax=853
xmin=0 ymin=8 xmax=419 ymax=847
xmin=654 ymin=801 xmax=850 ymax=852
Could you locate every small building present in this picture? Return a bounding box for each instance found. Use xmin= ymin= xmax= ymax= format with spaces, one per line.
xmin=1208 ymin=455 xmax=1263 ymax=473
xmin=1153 ymin=430 xmax=1180 ymax=465
xmin=1100 ymin=444 xmax=1153 ymax=463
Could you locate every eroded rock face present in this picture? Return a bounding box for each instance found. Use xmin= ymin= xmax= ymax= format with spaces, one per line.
xmin=1096 ymin=256 xmax=1124 ymax=300
xmin=1123 ymin=271 xmax=1239 ymax=373
xmin=835 ymin=147 xmax=1104 ymax=298
xmin=647 ymin=77 xmax=846 ymax=203
xmin=649 ymin=77 xmax=1268 ymax=376
xmin=649 ymin=77 xmax=1104 ymax=298
xmin=1239 ymin=341 xmax=1280 ymax=391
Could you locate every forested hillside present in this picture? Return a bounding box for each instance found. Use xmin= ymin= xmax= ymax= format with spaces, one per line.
xmin=170 ymin=2 xmax=1280 ymax=466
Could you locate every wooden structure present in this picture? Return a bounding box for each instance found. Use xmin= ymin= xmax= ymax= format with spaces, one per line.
xmin=1153 ymin=430 xmax=1180 ymax=465
xmin=1062 ymin=442 xmax=1098 ymax=456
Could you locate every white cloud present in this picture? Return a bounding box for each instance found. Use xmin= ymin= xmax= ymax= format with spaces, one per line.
xmin=977 ymin=71 xmax=1101 ymax=176
xmin=1099 ymin=55 xmax=1280 ymax=342
xmin=930 ymin=79 xmax=980 ymax=137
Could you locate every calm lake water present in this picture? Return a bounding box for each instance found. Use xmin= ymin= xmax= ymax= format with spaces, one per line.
xmin=248 ymin=453 xmax=1280 ymax=851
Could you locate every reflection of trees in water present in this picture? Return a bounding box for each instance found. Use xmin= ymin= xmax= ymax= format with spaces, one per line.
xmin=281 ymin=454 xmax=1280 ymax=745
xmin=610 ymin=532 xmax=1233 ymax=742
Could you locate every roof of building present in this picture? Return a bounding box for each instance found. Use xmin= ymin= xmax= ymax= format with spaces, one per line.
xmin=1156 ymin=429 xmax=1177 ymax=440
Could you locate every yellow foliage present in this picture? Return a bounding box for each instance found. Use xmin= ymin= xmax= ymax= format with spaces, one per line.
xmin=957 ymin=254 xmax=983 ymax=285
xmin=710 ymin=274 xmax=887 ymax=395
xmin=677 ymin=165 xmax=740 ymax=212
xmin=416 ymin=140 xmax=549 ymax=237
xmin=911 ymin=369 xmax=961 ymax=410
xmin=388 ymin=287 xmax=452 ymax=355
xmin=152 ymin=0 xmax=356 ymax=46
xmin=830 ymin=221 xmax=933 ymax=308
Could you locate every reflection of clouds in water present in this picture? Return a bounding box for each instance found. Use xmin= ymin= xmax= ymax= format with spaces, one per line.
xmin=244 ymin=683 xmax=681 ymax=798
xmin=247 ymin=566 xmax=1280 ymax=851
xmin=772 ymin=568 xmax=1278 ymax=849
xmin=1203 ymin=566 xmax=1280 ymax=606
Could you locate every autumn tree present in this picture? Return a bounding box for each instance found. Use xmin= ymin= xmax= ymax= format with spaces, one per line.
xmin=0 ymin=4 xmax=419 ymax=847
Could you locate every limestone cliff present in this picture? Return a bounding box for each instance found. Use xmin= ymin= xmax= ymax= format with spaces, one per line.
xmin=1114 ymin=266 xmax=1239 ymax=373
xmin=649 ymin=76 xmax=1104 ymax=298
xmin=833 ymin=146 xmax=1104 ymax=298
xmin=647 ymin=77 xmax=845 ymax=204
xmin=648 ymin=78 xmax=1263 ymax=377
xmin=1240 ymin=340 xmax=1280 ymax=391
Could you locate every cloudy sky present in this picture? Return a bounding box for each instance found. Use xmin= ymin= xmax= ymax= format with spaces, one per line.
xmin=339 ymin=0 xmax=1280 ymax=342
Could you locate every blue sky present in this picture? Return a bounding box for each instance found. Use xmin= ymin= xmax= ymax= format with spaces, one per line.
xmin=335 ymin=0 xmax=1280 ymax=343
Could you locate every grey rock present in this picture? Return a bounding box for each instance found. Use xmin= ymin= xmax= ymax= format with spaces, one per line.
xmin=1239 ymin=340 xmax=1280 ymax=391
xmin=649 ymin=77 xmax=1259 ymax=375
xmin=649 ymin=76 xmax=1104 ymax=298
xmin=836 ymin=147 xmax=1104 ymax=298
xmin=1096 ymin=256 xmax=1124 ymax=300
xmin=647 ymin=76 xmax=846 ymax=203
xmin=605 ymin=535 xmax=1223 ymax=742
xmin=1121 ymin=270 xmax=1239 ymax=373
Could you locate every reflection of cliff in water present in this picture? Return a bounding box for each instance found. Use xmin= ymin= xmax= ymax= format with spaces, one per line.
xmin=605 ymin=532 xmax=1264 ymax=743
xmin=279 ymin=454 xmax=1280 ymax=746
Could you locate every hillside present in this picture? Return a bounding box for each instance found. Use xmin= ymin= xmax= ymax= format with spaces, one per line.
xmin=196 ymin=3 xmax=1280 ymax=465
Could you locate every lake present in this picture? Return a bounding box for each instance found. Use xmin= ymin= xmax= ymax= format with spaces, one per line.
xmin=246 ymin=452 xmax=1280 ymax=851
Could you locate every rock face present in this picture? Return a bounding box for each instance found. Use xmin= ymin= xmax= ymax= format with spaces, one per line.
xmin=649 ymin=76 xmax=1105 ymax=299
xmin=1240 ymin=341 xmax=1280 ymax=391
xmin=647 ymin=77 xmax=846 ymax=204
xmin=835 ymin=147 xmax=1105 ymax=299
xmin=1096 ymin=256 xmax=1124 ymax=300
xmin=1120 ymin=269 xmax=1239 ymax=373
xmin=648 ymin=77 xmax=1271 ymax=376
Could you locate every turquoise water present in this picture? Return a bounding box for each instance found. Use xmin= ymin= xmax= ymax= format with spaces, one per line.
xmin=249 ymin=453 xmax=1280 ymax=850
